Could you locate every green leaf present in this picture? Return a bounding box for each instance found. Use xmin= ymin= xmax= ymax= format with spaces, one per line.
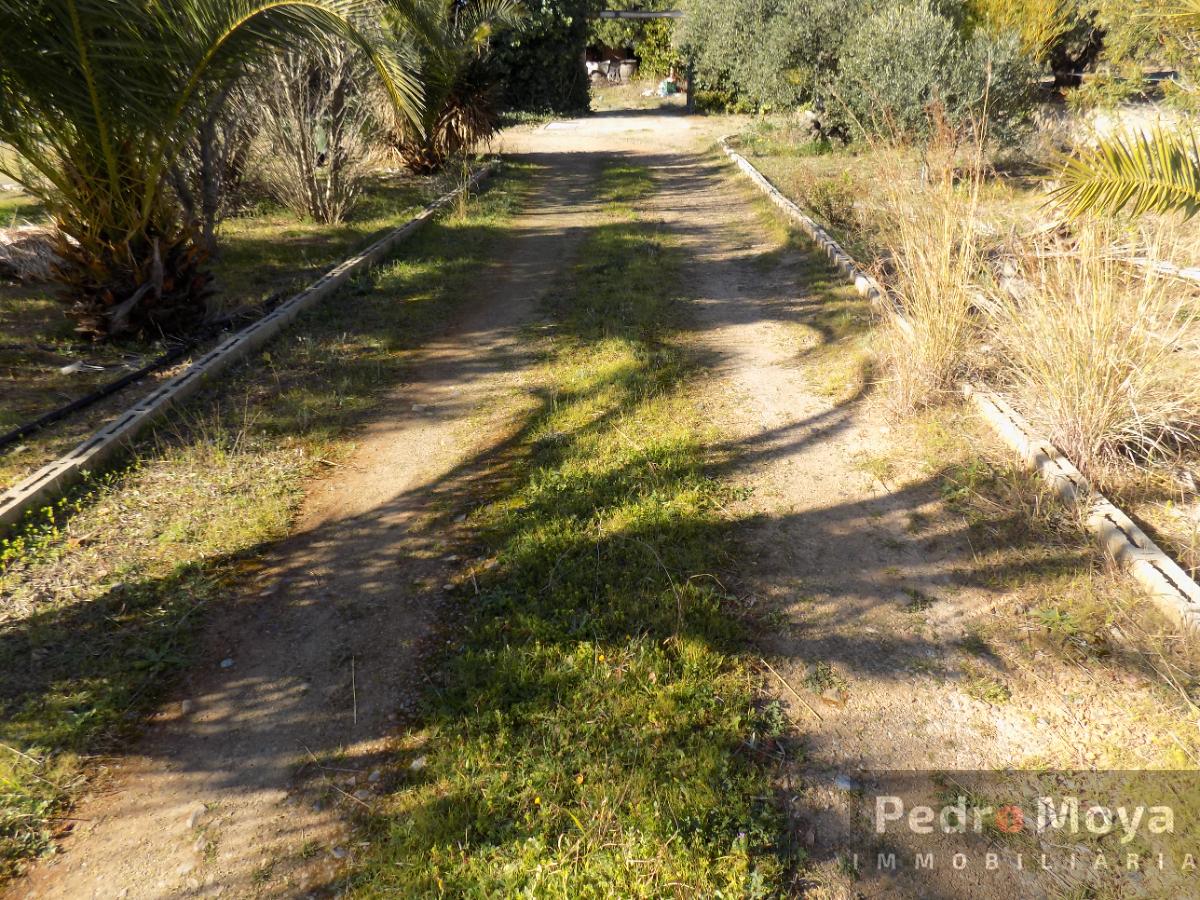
xmin=1050 ymin=126 xmax=1200 ymax=220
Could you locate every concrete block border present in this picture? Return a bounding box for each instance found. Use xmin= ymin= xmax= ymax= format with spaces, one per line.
xmin=1132 ymin=256 xmax=1200 ymax=286
xmin=0 ymin=164 xmax=495 ymax=535
xmin=720 ymin=138 xmax=914 ymax=339
xmin=719 ymin=136 xmax=1200 ymax=632
xmin=720 ymin=138 xmax=884 ymax=303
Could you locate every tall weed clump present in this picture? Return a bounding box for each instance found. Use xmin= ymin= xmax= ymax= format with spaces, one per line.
xmin=877 ymin=144 xmax=985 ymax=411
xmin=983 ymin=226 xmax=1200 ymax=477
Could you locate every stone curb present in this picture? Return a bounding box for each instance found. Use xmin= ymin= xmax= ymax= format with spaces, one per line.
xmin=719 ymin=138 xmax=914 ymax=339
xmin=719 ymin=137 xmax=1200 ymax=632
xmin=0 ymin=165 xmax=495 ymax=535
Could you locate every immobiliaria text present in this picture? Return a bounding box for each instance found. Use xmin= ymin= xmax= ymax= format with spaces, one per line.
xmin=866 ymin=795 xmax=1196 ymax=874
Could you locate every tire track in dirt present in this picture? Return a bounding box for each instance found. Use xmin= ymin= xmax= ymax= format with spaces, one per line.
xmin=644 ymin=152 xmax=1053 ymax=897
xmin=11 ymin=153 xmax=602 ymax=900
xmin=14 ymin=109 xmax=1179 ymax=899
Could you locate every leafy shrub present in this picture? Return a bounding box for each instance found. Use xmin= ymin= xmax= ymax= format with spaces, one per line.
xmin=1089 ymin=0 xmax=1183 ymax=77
xmin=636 ymin=19 xmax=683 ymax=79
xmin=677 ymin=0 xmax=869 ymax=112
xmin=965 ymin=0 xmax=1091 ymax=65
xmin=493 ymin=0 xmax=591 ymax=113
xmin=829 ymin=1 xmax=1037 ymax=142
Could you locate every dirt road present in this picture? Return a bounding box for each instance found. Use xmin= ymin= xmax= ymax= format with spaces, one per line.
xmin=11 ymin=107 xmax=1190 ymax=899
xmin=13 ymin=152 xmax=604 ymax=899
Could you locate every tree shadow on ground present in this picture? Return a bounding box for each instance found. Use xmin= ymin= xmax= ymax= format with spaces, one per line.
xmin=1 ymin=146 xmax=1186 ymax=898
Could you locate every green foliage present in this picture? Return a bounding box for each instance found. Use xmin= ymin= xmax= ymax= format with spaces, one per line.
xmin=829 ymin=1 xmax=1036 ymax=141
xmin=1090 ymin=0 xmax=1185 ymax=72
xmin=387 ymin=0 xmax=523 ymax=173
xmin=587 ymin=0 xmax=682 ymax=80
xmin=0 ymin=0 xmax=417 ymax=338
xmin=678 ymin=0 xmax=1035 ymax=130
xmin=677 ymin=0 xmax=869 ymax=111
xmin=1055 ymin=1 xmax=1200 ymax=218
xmin=965 ymin=0 xmax=1087 ymax=64
xmin=492 ymin=0 xmax=592 ymax=113
xmin=1054 ymin=127 xmax=1200 ymax=219
xmin=635 ymin=19 xmax=683 ymax=79
xmin=589 ymin=0 xmax=674 ymax=50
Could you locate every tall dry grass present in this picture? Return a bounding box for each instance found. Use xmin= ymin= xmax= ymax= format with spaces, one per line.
xmin=876 ymin=145 xmax=986 ymax=411
xmin=983 ymin=224 xmax=1200 ymax=478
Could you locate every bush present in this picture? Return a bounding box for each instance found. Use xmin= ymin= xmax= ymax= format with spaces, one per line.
xmin=677 ymin=0 xmax=868 ymax=112
xmin=792 ymin=170 xmax=860 ymax=233
xmin=249 ymin=45 xmax=377 ymax=224
xmin=636 ymin=19 xmax=682 ymax=79
xmin=829 ymin=1 xmax=1036 ymax=142
xmin=493 ymin=0 xmax=591 ymax=113
xmin=965 ymin=0 xmax=1092 ymax=65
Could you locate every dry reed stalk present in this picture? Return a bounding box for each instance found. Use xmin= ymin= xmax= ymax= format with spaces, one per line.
xmin=983 ymin=223 xmax=1200 ymax=478
xmin=875 ymin=138 xmax=988 ymax=411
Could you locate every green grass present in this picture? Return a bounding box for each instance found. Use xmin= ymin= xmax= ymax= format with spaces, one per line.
xmin=0 ymin=192 xmax=44 ymax=224
xmin=211 ymin=173 xmax=450 ymax=308
xmin=0 ymin=167 xmax=527 ymax=883
xmin=349 ymin=161 xmax=791 ymax=897
xmin=960 ymin=666 xmax=1011 ymax=705
xmin=0 ymin=172 xmax=448 ymax=489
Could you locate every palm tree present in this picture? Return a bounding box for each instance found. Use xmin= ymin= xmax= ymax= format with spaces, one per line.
xmin=385 ymin=0 xmax=522 ymax=174
xmin=0 ymin=0 xmax=421 ymax=338
xmin=1052 ymin=0 xmax=1200 ymax=219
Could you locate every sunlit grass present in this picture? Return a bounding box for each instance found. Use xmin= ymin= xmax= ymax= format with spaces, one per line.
xmin=351 ymin=161 xmax=791 ymax=897
xmin=0 ymin=167 xmax=527 ymax=882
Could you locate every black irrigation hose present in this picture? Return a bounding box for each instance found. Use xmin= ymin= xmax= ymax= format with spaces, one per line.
xmin=0 ymin=341 xmax=194 ymax=453
xmin=0 ymin=300 xmax=280 ymax=455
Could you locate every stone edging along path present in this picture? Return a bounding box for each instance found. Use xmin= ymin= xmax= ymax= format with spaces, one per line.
xmin=0 ymin=164 xmax=495 ymax=535
xmin=719 ymin=137 xmax=1200 ymax=633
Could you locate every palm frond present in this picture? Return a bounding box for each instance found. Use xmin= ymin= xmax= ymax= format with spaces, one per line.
xmin=1164 ymin=0 xmax=1200 ymax=30
xmin=0 ymin=0 xmax=426 ymax=336
xmin=383 ymin=0 xmax=521 ymax=171
xmin=1050 ymin=127 xmax=1200 ymax=219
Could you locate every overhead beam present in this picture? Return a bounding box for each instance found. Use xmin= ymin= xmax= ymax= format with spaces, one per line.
xmin=596 ymin=10 xmax=684 ymax=18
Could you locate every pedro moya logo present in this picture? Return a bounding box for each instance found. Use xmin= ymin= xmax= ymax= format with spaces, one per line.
xmin=867 ymin=795 xmax=1198 ymax=875
xmin=874 ymin=795 xmax=1176 ymax=844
